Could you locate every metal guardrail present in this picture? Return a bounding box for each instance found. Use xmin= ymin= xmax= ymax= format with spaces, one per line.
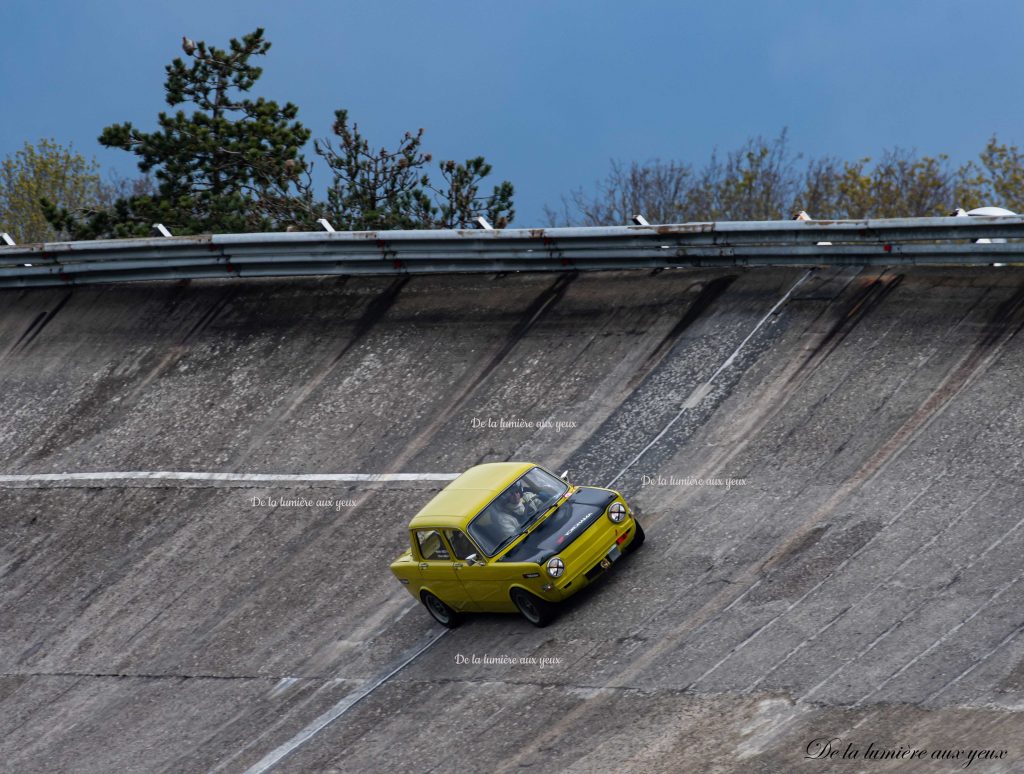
xmin=2 ymin=216 xmax=1024 ymax=288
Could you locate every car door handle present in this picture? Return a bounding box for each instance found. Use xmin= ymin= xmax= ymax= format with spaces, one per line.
xmin=452 ymin=563 xmax=464 ymax=568
xmin=419 ymin=563 xmax=428 ymax=570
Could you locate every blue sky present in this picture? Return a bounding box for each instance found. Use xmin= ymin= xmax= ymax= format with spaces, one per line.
xmin=3 ymin=1 xmax=1024 ymax=226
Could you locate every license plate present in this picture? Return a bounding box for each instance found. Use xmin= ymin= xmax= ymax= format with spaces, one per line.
xmin=607 ymin=545 xmax=621 ymax=562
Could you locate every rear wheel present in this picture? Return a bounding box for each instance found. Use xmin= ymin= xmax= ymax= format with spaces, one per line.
xmin=421 ymin=591 xmax=460 ymax=628
xmin=629 ymin=519 xmax=646 ymax=551
xmin=511 ymin=588 xmax=557 ymax=627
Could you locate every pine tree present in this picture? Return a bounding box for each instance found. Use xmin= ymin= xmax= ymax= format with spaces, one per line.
xmin=45 ymin=28 xmax=310 ymax=238
xmin=316 ymin=110 xmax=514 ymax=230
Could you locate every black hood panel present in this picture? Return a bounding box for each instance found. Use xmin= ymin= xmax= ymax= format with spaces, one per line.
xmin=499 ymin=487 xmax=616 ymax=564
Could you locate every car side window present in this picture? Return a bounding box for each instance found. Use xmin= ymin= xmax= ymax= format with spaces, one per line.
xmin=415 ymin=529 xmax=450 ymax=561
xmin=445 ymin=529 xmax=478 ymax=560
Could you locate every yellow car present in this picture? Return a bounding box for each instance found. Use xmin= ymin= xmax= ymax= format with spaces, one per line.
xmin=390 ymin=462 xmax=644 ymax=627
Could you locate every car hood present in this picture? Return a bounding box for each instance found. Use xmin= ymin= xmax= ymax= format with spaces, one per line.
xmin=498 ymin=487 xmax=616 ymax=564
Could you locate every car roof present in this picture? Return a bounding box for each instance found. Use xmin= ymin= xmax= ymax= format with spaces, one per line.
xmin=408 ymin=461 xmax=539 ymax=530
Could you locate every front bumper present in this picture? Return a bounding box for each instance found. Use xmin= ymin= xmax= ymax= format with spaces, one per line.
xmin=545 ymin=514 xmax=638 ymax=600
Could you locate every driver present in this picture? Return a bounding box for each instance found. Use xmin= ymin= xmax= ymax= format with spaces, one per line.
xmin=500 ymin=482 xmax=543 ymax=520
xmin=478 ymin=482 xmax=545 ymax=551
xmin=493 ymin=487 xmax=523 ymax=530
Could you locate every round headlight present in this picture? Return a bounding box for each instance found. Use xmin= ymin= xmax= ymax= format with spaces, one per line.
xmin=546 ymin=557 xmax=565 ymax=578
xmin=608 ymin=502 xmax=627 ymax=523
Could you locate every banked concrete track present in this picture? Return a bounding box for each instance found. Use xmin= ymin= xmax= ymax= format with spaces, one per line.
xmin=2 ymin=267 xmax=1024 ymax=772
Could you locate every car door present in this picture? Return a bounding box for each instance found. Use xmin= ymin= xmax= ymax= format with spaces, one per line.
xmin=444 ymin=528 xmax=516 ymax=612
xmin=413 ymin=528 xmax=479 ymax=612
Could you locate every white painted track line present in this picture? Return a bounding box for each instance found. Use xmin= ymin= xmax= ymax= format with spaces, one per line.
xmin=239 ymin=630 xmax=448 ymax=774
xmin=0 ymin=471 xmax=461 ymax=485
xmin=606 ymin=270 xmax=812 ymax=487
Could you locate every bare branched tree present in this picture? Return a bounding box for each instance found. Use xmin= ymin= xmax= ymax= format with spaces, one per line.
xmin=545 ymin=159 xmax=693 ymax=226
xmin=550 ymin=130 xmax=1024 ymax=226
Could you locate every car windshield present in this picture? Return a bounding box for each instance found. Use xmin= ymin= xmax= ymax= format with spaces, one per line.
xmin=468 ymin=468 xmax=568 ymax=556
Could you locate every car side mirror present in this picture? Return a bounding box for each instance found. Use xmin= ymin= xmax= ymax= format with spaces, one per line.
xmin=560 ymin=470 xmax=569 ymax=482
xmin=465 ymin=553 xmax=481 ymax=566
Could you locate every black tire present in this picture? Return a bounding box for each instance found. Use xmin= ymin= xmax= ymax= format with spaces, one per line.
xmin=511 ymin=588 xmax=557 ymax=627
xmin=629 ymin=519 xmax=646 ymax=551
xmin=421 ymin=591 xmax=460 ymax=628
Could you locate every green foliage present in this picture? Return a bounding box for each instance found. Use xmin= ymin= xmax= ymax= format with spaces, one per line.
xmin=316 ymin=112 xmax=434 ymax=231
xmin=316 ymin=110 xmax=514 ymax=230
xmin=549 ymin=133 xmax=801 ymax=225
xmin=435 ymin=157 xmax=515 ymax=229
xmin=797 ymin=149 xmax=957 ymax=218
xmin=43 ymin=28 xmax=513 ymax=238
xmin=974 ymin=136 xmax=1024 ymax=211
xmin=685 ymin=132 xmax=799 ymax=220
xmin=550 ymin=132 xmax=1024 ymax=226
xmin=46 ymin=28 xmax=311 ymax=238
xmin=1 ymin=139 xmax=103 ymax=242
